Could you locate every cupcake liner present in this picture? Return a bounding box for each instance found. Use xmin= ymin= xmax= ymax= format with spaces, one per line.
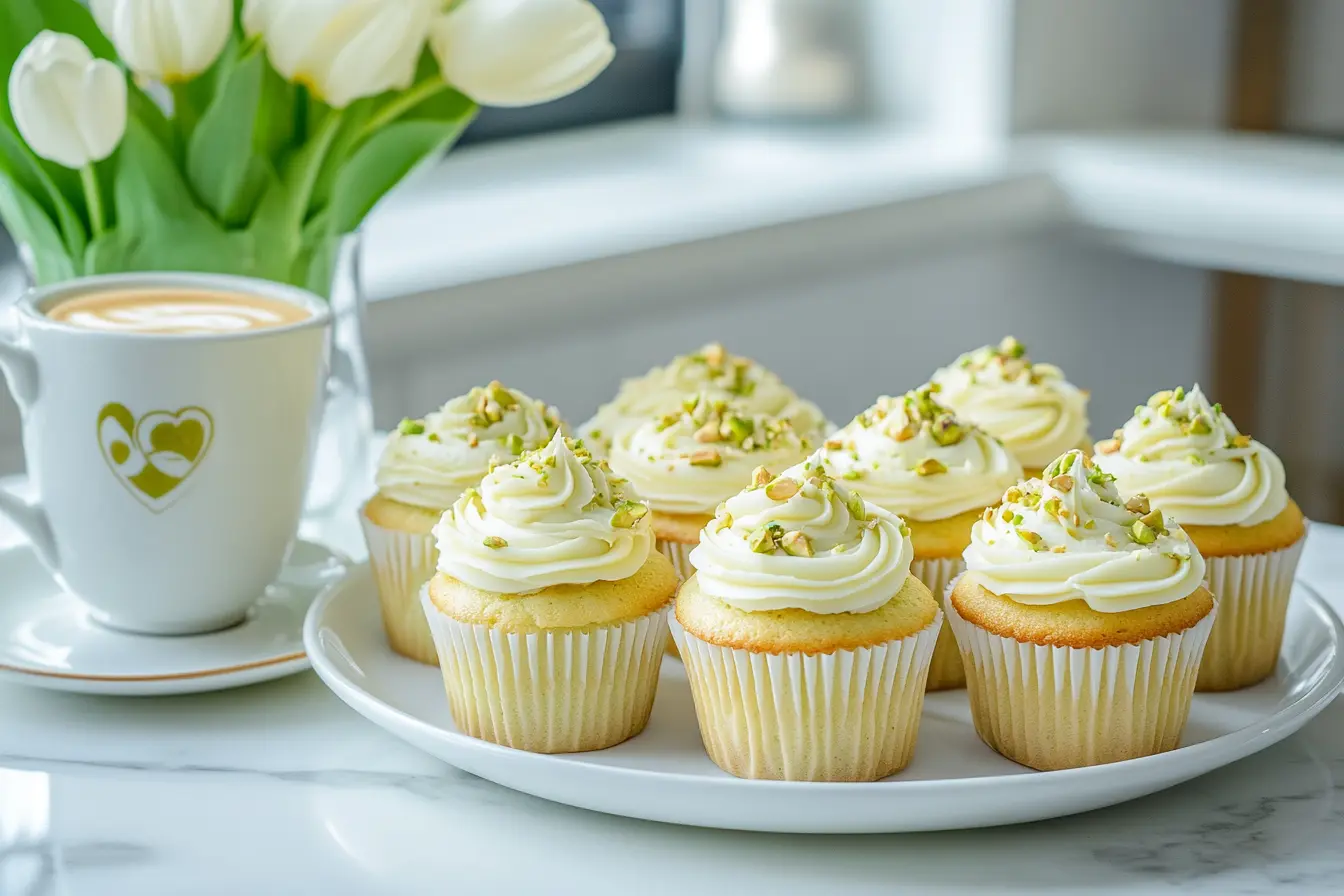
xmin=360 ymin=508 xmax=441 ymax=665
xmin=422 ymin=589 xmax=669 ymax=753
xmin=1196 ymin=536 xmax=1306 ymax=691
xmin=670 ymin=612 xmax=942 ymax=781
xmin=911 ymin=556 xmax=966 ymax=691
xmin=945 ymin=578 xmax=1215 ymax=770
xmin=658 ymin=538 xmax=697 ymax=581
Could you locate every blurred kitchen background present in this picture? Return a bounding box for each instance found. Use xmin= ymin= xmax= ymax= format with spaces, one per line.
xmin=1 ymin=0 xmax=1341 ymax=521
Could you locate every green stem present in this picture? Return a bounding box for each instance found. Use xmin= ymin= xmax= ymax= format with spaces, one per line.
xmin=292 ymin=110 xmax=345 ymax=226
xmin=79 ymin=165 xmax=105 ymax=238
xmin=169 ymin=81 xmax=198 ymax=138
xmin=359 ymin=78 xmax=450 ymax=139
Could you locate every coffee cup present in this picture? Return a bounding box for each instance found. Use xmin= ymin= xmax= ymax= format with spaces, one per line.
xmin=0 ymin=273 xmax=331 ymax=635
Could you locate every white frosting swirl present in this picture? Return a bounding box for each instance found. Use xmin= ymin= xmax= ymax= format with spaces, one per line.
xmin=375 ymin=382 xmax=563 ymax=510
xmin=1092 ymin=385 xmax=1287 ymax=527
xmin=820 ymin=388 xmax=1022 ymax=521
xmin=964 ymin=450 xmax=1206 ymax=612
xmin=608 ymin=393 xmax=823 ymax=516
xmin=434 ymin=433 xmax=655 ymax=594
xmin=689 ymin=461 xmax=914 ymax=615
xmin=930 ymin=337 xmax=1089 ymax=469
xmin=579 ymin=343 xmax=828 ymax=454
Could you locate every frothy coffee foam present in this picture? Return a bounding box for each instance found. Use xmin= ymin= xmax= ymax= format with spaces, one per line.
xmin=48 ymin=288 xmax=311 ymax=335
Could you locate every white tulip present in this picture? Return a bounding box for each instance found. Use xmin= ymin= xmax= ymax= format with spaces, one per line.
xmin=8 ymin=31 xmax=127 ymax=169
xmin=242 ymin=0 xmax=437 ymax=109
xmin=91 ymin=0 xmax=232 ymax=83
xmin=429 ymin=0 xmax=614 ymax=107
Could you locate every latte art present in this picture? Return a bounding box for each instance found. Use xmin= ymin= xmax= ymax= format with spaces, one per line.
xmin=48 ymin=289 xmax=311 ymax=335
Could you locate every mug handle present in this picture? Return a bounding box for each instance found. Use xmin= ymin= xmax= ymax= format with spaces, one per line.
xmin=0 ymin=329 xmax=60 ymax=569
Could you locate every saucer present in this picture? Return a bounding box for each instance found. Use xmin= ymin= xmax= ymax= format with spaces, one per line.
xmin=0 ymin=539 xmax=349 ymax=696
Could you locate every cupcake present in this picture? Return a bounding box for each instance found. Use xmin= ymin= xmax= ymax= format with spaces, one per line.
xmin=423 ymin=433 xmax=677 ymax=753
xmin=361 ymin=382 xmax=562 ymax=664
xmin=817 ymin=386 xmax=1021 ymax=689
xmin=1093 ymin=386 xmax=1305 ymax=690
xmin=608 ymin=392 xmax=824 ymax=580
xmin=930 ymin=336 xmax=1090 ymax=475
xmin=948 ymin=449 xmax=1214 ymax=770
xmin=672 ymin=461 xmax=941 ymax=781
xmin=580 ymin=342 xmax=828 ymax=456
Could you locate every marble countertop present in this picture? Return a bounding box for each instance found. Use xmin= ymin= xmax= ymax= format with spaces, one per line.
xmin=2 ymin=520 xmax=1343 ymax=895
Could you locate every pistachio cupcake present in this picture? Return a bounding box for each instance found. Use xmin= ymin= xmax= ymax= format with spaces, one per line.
xmin=1094 ymin=386 xmax=1305 ymax=690
xmin=930 ymin=336 xmax=1090 ymax=476
xmin=947 ymin=449 xmax=1214 ymax=771
xmin=672 ymin=462 xmax=941 ymax=781
xmin=818 ymin=386 xmax=1021 ymax=689
xmin=580 ymin=342 xmax=828 ymax=456
xmin=361 ymin=382 xmax=562 ymax=664
xmin=423 ymin=433 xmax=676 ymax=753
xmin=608 ymin=392 xmax=823 ymax=580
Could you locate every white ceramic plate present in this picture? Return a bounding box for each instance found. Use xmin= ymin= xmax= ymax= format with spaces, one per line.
xmin=0 ymin=539 xmax=349 ymax=696
xmin=306 ymin=567 xmax=1344 ymax=834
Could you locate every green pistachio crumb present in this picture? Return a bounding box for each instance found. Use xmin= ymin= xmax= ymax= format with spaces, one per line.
xmin=398 ymin=418 xmax=425 ymax=435
xmin=482 ymin=536 xmax=507 ymax=549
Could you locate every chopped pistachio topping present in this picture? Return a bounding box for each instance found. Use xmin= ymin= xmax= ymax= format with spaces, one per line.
xmin=610 ymin=500 xmax=649 ymax=529
xmin=1124 ymin=495 xmax=1151 ymax=515
xmin=915 ymin=458 xmax=948 ymax=476
xmin=779 ymin=530 xmax=814 ymax=557
xmin=747 ymin=526 xmax=777 ymax=554
xmin=1128 ymin=520 xmax=1157 ymax=545
xmin=845 ymin=490 xmax=867 ymax=522
xmin=482 ymin=536 xmax=508 ymax=549
xmin=1016 ymin=529 xmax=1043 ymax=550
xmin=688 ymin=448 xmax=722 ymax=468
xmin=750 ymin=466 xmax=773 ymax=488
xmin=1048 ymin=474 xmax=1074 ymax=493
xmin=1104 ymin=532 xmax=1118 ymax=549
xmin=397 ymin=418 xmax=425 ymax=436
xmin=1095 ymin=438 xmax=1121 ymax=455
xmin=764 ymin=477 xmax=801 ymax=501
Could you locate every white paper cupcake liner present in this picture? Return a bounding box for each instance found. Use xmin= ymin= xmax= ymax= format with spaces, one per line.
xmin=945 ymin=578 xmax=1215 ymax=770
xmin=422 ymin=588 xmax=669 ymax=753
xmin=910 ymin=555 xmax=966 ymax=690
xmin=657 ymin=539 xmax=696 ymax=581
xmin=670 ymin=612 xmax=942 ymax=781
xmin=359 ymin=508 xmax=440 ymax=665
xmin=1197 ymin=536 xmax=1306 ymax=691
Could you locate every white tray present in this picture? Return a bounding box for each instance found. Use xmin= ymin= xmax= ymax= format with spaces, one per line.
xmin=305 ymin=567 xmax=1344 ymax=834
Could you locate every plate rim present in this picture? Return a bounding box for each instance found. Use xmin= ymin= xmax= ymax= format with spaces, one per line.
xmin=306 ymin=567 xmax=1344 ymax=827
xmin=0 ymin=538 xmax=349 ymax=693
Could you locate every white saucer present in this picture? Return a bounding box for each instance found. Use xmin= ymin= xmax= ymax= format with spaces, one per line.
xmin=307 ymin=568 xmax=1344 ymax=834
xmin=0 ymin=539 xmax=349 ymax=696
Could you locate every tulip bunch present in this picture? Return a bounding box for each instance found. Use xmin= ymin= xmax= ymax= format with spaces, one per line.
xmin=0 ymin=0 xmax=614 ymax=292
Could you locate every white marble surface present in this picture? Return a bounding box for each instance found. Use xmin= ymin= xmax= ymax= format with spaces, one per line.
xmin=1 ymin=518 xmax=1343 ymax=895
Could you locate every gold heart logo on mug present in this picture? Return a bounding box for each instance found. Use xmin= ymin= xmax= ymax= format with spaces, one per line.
xmin=97 ymin=402 xmax=215 ymax=512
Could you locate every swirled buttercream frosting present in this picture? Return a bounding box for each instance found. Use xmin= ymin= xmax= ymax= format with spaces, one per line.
xmin=608 ymin=392 xmax=823 ymax=516
xmin=930 ymin=336 xmax=1089 ymax=469
xmin=579 ymin=343 xmax=828 ymax=453
xmin=1092 ymin=385 xmax=1287 ymax=527
xmin=963 ymin=449 xmax=1206 ymax=612
xmin=819 ymin=386 xmax=1022 ymax=521
xmin=375 ymin=382 xmax=563 ymax=510
xmin=433 ymin=433 xmax=655 ymax=594
xmin=689 ymin=461 xmax=915 ymax=615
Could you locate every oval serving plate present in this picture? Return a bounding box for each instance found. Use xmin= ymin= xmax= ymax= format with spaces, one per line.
xmin=305 ymin=566 xmax=1344 ymax=834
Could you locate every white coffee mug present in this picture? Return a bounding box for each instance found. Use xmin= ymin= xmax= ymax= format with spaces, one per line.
xmin=0 ymin=273 xmax=331 ymax=635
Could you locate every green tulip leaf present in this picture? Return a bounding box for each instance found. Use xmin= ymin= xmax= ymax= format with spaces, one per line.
xmin=187 ymin=50 xmax=271 ymax=226
xmin=0 ymin=125 xmax=86 ymax=260
xmin=0 ymin=172 xmax=74 ymax=284
xmin=329 ymin=106 xmax=475 ymax=236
